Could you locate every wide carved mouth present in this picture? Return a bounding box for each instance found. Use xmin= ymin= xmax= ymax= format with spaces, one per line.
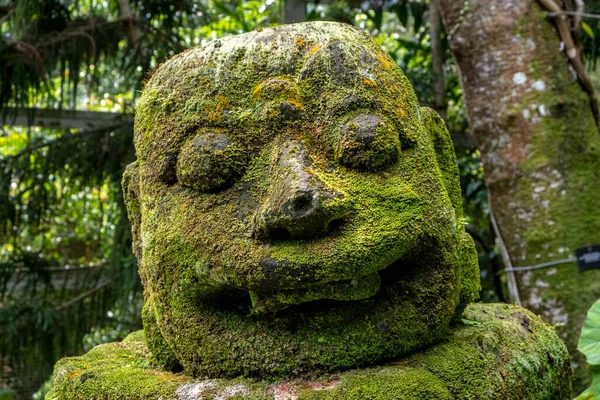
xmin=200 ymin=232 xmax=436 ymax=317
xmin=247 ymin=248 xmax=420 ymax=314
xmin=249 ymin=271 xmax=381 ymax=313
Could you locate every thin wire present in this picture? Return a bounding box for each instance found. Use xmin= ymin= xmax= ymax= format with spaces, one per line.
xmin=548 ymin=10 xmax=600 ymax=19
xmin=489 ymin=201 xmax=521 ymax=305
xmin=504 ymin=257 xmax=577 ymax=272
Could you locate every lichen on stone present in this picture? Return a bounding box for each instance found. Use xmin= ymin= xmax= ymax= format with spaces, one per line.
xmin=114 ymin=21 xmax=486 ymax=378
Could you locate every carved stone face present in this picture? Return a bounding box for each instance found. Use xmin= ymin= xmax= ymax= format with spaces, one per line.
xmin=124 ymin=22 xmax=479 ymax=378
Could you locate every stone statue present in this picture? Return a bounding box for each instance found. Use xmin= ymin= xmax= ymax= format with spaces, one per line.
xmin=47 ymin=22 xmax=572 ymax=399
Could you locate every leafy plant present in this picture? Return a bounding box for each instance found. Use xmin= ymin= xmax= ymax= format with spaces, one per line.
xmin=576 ymin=298 xmax=600 ymax=399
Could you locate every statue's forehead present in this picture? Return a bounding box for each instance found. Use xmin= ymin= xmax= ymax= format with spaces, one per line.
xmin=165 ymin=40 xmax=397 ymax=96
xmin=180 ymin=43 xmax=401 ymax=115
xmin=134 ymin=24 xmax=420 ymax=160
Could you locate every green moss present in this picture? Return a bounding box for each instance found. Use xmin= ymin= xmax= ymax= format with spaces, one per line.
xmin=250 ymin=272 xmax=381 ymax=313
xmin=123 ymin=330 xmax=145 ymax=342
xmin=124 ymin=21 xmax=480 ymax=378
xmin=420 ymin=107 xmax=463 ymax=221
xmin=142 ymin=296 xmax=181 ymax=371
xmin=45 ymin=340 xmax=187 ymax=400
xmin=334 ymin=113 xmax=400 ymax=171
xmin=456 ymin=230 xmax=481 ymax=320
xmin=122 ymin=161 xmax=142 ymax=261
xmin=176 ymin=130 xmax=247 ymax=192
xmin=47 ymin=304 xmax=572 ymax=400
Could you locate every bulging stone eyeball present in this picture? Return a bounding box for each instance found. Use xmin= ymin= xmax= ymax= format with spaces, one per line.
xmin=334 ymin=113 xmax=400 ymax=171
xmin=176 ymin=131 xmax=245 ymax=192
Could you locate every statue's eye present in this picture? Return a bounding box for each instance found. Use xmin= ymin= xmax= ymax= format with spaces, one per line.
xmin=176 ymin=132 xmax=245 ymax=192
xmin=334 ymin=113 xmax=400 ymax=171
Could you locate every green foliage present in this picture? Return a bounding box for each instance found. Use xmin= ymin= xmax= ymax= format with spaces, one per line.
xmin=582 ymin=22 xmax=595 ymax=41
xmin=0 ymin=388 xmax=14 ymax=400
xmin=206 ymin=0 xmax=279 ymax=34
xmin=580 ymin=300 xmax=600 ymax=365
xmin=580 ymin=4 xmax=600 ymax=70
xmin=0 ymin=0 xmax=211 ymax=110
xmin=0 ymin=125 xmax=138 ymax=398
xmin=577 ymin=299 xmax=600 ymax=399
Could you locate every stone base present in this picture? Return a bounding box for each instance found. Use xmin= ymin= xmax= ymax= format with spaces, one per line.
xmin=46 ymin=303 xmax=572 ymax=399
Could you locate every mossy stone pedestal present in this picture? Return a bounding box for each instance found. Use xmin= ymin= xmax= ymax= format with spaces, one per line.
xmin=47 ymin=304 xmax=571 ymax=400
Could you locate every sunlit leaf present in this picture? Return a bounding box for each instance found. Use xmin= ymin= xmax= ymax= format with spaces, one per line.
xmin=580 ymin=299 xmax=600 ymax=365
xmin=582 ymin=22 xmax=595 ymax=39
xmin=578 ymin=299 xmax=600 ymax=398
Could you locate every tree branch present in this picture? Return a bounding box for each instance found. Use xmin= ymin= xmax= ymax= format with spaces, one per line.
xmin=430 ymin=0 xmax=446 ymax=121
xmin=1 ymin=107 xmax=133 ymax=130
xmin=55 ymin=279 xmax=111 ymax=311
xmin=538 ymin=0 xmax=599 ymax=129
xmin=118 ymin=0 xmax=142 ymax=45
xmin=573 ymin=0 xmax=584 ymax=32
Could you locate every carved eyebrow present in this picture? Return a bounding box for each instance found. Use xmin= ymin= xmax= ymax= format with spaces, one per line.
xmin=184 ymin=114 xmax=239 ymax=132
xmin=332 ymin=96 xmax=383 ymax=116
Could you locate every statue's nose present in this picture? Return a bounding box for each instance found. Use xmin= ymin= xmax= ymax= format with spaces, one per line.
xmin=253 ymin=139 xmax=348 ymax=241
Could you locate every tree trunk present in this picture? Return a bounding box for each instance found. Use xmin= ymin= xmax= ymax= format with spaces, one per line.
xmin=284 ymin=0 xmax=306 ymax=24
xmin=118 ymin=0 xmax=141 ymax=45
xmin=429 ymin=0 xmax=446 ymax=121
xmin=437 ymin=0 xmax=600 ymax=392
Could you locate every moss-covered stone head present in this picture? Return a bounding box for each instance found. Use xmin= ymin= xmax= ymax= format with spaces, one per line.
xmin=124 ymin=21 xmax=480 ymax=378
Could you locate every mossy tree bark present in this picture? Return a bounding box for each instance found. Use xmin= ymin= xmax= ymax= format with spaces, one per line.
xmin=437 ymin=0 xmax=600 ymax=392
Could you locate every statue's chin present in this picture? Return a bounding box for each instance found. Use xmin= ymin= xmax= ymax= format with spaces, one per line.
xmin=148 ymin=234 xmax=465 ymax=378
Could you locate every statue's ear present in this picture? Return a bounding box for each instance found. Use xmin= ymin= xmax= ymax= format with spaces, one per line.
xmin=421 ymin=108 xmax=481 ymax=308
xmin=420 ymin=107 xmax=463 ymax=220
xmin=122 ymin=161 xmax=142 ymax=261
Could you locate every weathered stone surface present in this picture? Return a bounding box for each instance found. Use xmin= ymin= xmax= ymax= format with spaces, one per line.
xmin=46 ymin=304 xmax=572 ymax=399
xmin=121 ymin=20 xmax=480 ymax=378
xmin=47 ymin=21 xmax=573 ymax=398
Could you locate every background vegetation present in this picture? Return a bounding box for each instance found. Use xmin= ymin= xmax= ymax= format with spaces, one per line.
xmin=1 ymin=0 xmax=600 ymax=398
